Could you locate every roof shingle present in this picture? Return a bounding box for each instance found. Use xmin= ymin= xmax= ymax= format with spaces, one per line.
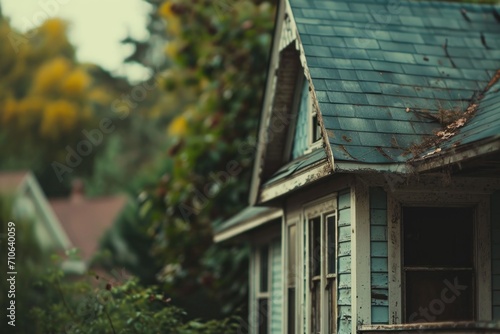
xmin=290 ymin=0 xmax=500 ymax=164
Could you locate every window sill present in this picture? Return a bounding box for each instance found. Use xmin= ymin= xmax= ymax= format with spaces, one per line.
xmin=358 ymin=321 xmax=500 ymax=333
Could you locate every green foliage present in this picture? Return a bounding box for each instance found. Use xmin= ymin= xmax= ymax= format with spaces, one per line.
xmin=1 ymin=194 xmax=244 ymax=333
xmin=0 ymin=196 xmax=55 ymax=333
xmin=119 ymin=0 xmax=275 ymax=317
xmin=31 ymin=274 xmax=243 ymax=334
xmin=95 ymin=198 xmax=162 ymax=284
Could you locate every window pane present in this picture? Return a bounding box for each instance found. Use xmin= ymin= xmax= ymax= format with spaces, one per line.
xmin=405 ymin=270 xmax=473 ymax=322
xmin=260 ymin=246 xmax=269 ymax=293
xmin=288 ymin=288 xmax=295 ymax=334
xmin=327 ymin=278 xmax=336 ymax=334
xmin=403 ymin=206 xmax=475 ymax=323
xmin=258 ymin=298 xmax=269 ymax=334
xmin=291 ymin=78 xmax=310 ymax=159
xmin=312 ymin=113 xmax=321 ymax=142
xmin=327 ymin=215 xmax=336 ymax=274
xmin=310 ymin=217 xmax=321 ymax=277
xmin=311 ymin=280 xmax=321 ymax=334
xmin=403 ymin=207 xmax=473 ymax=267
xmin=288 ymin=225 xmax=297 ymax=287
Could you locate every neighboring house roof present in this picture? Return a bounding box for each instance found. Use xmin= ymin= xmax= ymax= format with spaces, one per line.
xmin=290 ymin=0 xmax=500 ymax=166
xmin=0 ymin=170 xmax=71 ymax=250
xmin=0 ymin=170 xmax=30 ymax=192
xmin=49 ymin=183 xmax=128 ymax=262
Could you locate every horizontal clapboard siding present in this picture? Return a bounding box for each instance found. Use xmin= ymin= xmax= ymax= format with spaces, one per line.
xmin=338 ymin=189 xmax=352 ymax=334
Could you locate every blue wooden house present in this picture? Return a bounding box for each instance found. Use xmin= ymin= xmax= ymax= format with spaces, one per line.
xmin=214 ymin=0 xmax=500 ymax=333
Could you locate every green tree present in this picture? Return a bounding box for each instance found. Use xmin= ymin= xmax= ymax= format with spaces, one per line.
xmin=126 ymin=0 xmax=275 ymax=317
xmin=0 ymin=196 xmax=53 ymax=333
xmin=0 ymin=15 xmax=123 ymax=196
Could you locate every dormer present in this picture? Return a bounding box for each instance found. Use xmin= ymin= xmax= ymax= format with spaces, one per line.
xmin=249 ymin=2 xmax=334 ymax=205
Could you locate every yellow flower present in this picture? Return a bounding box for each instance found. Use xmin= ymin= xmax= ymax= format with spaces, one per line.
xmin=40 ymin=100 xmax=78 ymax=139
xmin=61 ymin=68 xmax=91 ymax=96
xmin=167 ymin=17 xmax=181 ymax=35
xmin=168 ymin=115 xmax=188 ymax=136
xmin=88 ymin=88 xmax=111 ymax=105
xmin=40 ymin=19 xmax=67 ymax=39
xmin=16 ymin=97 xmax=42 ymax=129
xmin=2 ymin=96 xmax=44 ymax=129
xmin=33 ymin=57 xmax=71 ymax=94
xmin=165 ymin=40 xmax=183 ymax=59
xmin=159 ymin=2 xmax=175 ymax=19
xmin=1 ymin=97 xmax=17 ymax=123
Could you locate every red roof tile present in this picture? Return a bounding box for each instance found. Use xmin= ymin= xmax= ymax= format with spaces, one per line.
xmin=0 ymin=170 xmax=29 ymax=192
xmin=49 ymin=194 xmax=128 ymax=261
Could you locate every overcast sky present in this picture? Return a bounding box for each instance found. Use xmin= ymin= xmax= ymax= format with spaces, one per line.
xmin=1 ymin=0 xmax=152 ymax=82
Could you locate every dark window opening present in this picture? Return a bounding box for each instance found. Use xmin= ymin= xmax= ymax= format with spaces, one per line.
xmin=327 ymin=215 xmax=336 ymax=274
xmin=310 ymin=217 xmax=321 ymax=277
xmin=403 ymin=207 xmax=474 ymax=322
xmin=257 ymin=245 xmax=270 ymax=334
xmin=309 ymin=213 xmax=336 ymax=333
xmin=258 ymin=298 xmax=269 ymax=334
xmin=259 ymin=245 xmax=269 ymax=293
xmin=287 ymin=288 xmax=296 ymax=334
xmin=312 ymin=113 xmax=321 ymax=142
xmin=288 ymin=225 xmax=296 ymax=334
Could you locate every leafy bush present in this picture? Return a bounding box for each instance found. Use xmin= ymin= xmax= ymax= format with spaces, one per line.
xmin=1 ymin=195 xmax=244 ymax=333
xmin=31 ymin=272 xmax=243 ymax=333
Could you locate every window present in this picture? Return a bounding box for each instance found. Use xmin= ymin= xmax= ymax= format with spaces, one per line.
xmin=290 ymin=77 xmax=322 ymax=160
xmin=403 ymin=207 xmax=474 ymax=322
xmin=305 ymin=198 xmax=337 ymax=334
xmin=257 ymin=245 xmax=270 ymax=334
xmin=287 ymin=224 xmax=297 ymax=334
xmin=311 ymin=105 xmax=321 ymax=144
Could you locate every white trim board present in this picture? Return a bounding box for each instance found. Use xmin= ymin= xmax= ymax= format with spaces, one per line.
xmin=214 ymin=208 xmax=283 ymax=243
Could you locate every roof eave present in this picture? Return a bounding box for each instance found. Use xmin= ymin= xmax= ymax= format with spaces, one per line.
xmin=213 ymin=207 xmax=283 ymax=243
xmin=258 ymin=160 xmax=332 ymax=204
xmin=334 ymin=161 xmax=410 ymax=173
xmin=248 ymin=0 xmax=287 ymax=207
xmin=411 ymin=135 xmax=500 ymax=173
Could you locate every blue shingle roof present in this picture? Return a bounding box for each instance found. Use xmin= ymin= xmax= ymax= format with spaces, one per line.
xmin=290 ymin=0 xmax=500 ymax=164
xmin=440 ymin=78 xmax=500 ymax=150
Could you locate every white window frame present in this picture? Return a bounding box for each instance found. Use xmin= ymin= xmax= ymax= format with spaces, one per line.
xmin=304 ymin=80 xmax=323 ymax=154
xmin=303 ymin=195 xmax=338 ymax=333
xmin=284 ymin=220 xmax=298 ymax=334
xmin=285 ymin=75 xmax=323 ymax=161
xmin=251 ymin=244 xmax=272 ymax=334
xmin=387 ymin=192 xmax=492 ymax=323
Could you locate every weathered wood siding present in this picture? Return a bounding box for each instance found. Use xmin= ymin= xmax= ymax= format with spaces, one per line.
xmin=492 ymin=191 xmax=500 ymax=320
xmin=261 ymin=44 xmax=301 ymax=180
xmin=270 ymin=238 xmax=282 ymax=333
xmin=338 ymin=189 xmax=352 ymax=333
xmin=291 ymin=80 xmax=309 ymax=159
xmin=370 ymin=187 xmax=389 ymax=324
